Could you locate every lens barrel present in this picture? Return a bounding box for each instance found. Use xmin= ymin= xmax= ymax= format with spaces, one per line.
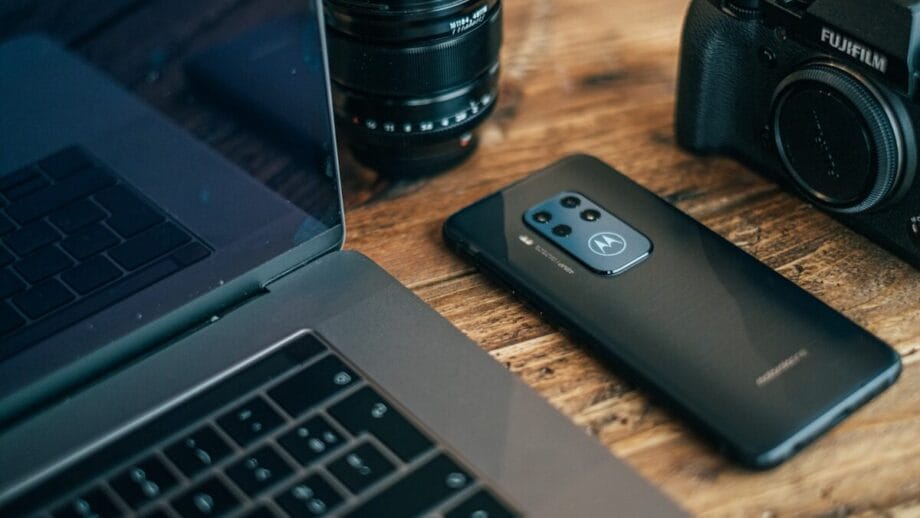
xmin=324 ymin=0 xmax=503 ymax=177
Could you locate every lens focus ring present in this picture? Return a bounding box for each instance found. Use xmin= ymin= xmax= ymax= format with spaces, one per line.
xmin=327 ymin=3 xmax=502 ymax=96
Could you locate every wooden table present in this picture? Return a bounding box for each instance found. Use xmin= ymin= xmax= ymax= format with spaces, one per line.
xmin=4 ymin=0 xmax=919 ymax=515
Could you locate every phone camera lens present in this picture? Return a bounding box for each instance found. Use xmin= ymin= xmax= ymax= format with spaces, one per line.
xmin=560 ymin=196 xmax=581 ymax=208
xmin=533 ymin=211 xmax=552 ymax=224
xmin=552 ymin=224 xmax=572 ymax=237
xmin=581 ymin=209 xmax=600 ymax=221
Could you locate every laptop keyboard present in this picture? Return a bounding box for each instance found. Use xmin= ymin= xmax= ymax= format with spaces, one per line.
xmin=0 ymin=146 xmax=211 ymax=359
xmin=0 ymin=332 xmax=518 ymax=518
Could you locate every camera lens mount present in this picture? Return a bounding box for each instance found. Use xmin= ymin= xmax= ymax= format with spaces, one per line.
xmin=772 ymin=63 xmax=904 ymax=213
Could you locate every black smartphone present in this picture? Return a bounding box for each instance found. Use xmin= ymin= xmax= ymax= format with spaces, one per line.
xmin=443 ymin=155 xmax=902 ymax=468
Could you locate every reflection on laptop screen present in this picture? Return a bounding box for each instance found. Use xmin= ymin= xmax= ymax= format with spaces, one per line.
xmin=0 ymin=2 xmax=342 ymax=420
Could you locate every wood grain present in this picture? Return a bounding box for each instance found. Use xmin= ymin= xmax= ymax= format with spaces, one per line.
xmin=345 ymin=1 xmax=920 ymax=515
xmin=2 ymin=0 xmax=918 ymax=514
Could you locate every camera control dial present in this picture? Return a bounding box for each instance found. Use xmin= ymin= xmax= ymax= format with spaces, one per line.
xmin=772 ymin=63 xmax=903 ymax=213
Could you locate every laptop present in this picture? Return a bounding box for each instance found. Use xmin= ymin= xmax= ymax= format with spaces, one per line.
xmin=0 ymin=3 xmax=684 ymax=516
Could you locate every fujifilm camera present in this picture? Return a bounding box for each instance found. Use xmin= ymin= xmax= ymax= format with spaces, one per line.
xmin=676 ymin=0 xmax=920 ymax=267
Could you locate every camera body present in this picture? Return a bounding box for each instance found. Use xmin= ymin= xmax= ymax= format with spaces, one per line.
xmin=676 ymin=0 xmax=920 ymax=267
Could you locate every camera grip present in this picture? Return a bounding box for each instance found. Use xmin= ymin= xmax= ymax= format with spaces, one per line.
xmin=675 ymin=1 xmax=761 ymax=154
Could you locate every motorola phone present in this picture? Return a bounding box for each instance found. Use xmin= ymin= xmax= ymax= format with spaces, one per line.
xmin=443 ymin=155 xmax=902 ymax=468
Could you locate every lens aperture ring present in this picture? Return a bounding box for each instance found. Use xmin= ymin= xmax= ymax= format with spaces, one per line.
xmin=327 ymin=2 xmax=502 ymax=97
xmin=334 ymin=64 xmax=499 ymax=139
xmin=342 ymin=98 xmax=496 ymax=149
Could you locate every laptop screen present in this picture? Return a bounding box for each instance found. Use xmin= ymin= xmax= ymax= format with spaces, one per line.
xmin=185 ymin=6 xmax=345 ymax=242
xmin=0 ymin=1 xmax=344 ymax=421
xmin=183 ymin=3 xmax=345 ymax=246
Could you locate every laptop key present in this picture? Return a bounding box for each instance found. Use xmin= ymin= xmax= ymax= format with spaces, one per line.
xmin=0 ymin=268 xmax=25 ymax=298
xmin=140 ymin=507 xmax=170 ymax=518
xmin=217 ymin=396 xmax=284 ymax=447
xmin=52 ymin=486 xmax=122 ymax=518
xmin=5 ymin=220 xmax=60 ymax=256
xmin=0 ymin=302 xmax=25 ymax=336
xmin=171 ymin=477 xmax=239 ymax=518
xmin=0 ymin=166 xmax=39 ymax=191
xmin=345 ymin=454 xmax=473 ymax=518
xmin=49 ymin=199 xmax=106 ymax=233
xmin=109 ymin=223 xmax=190 ymax=271
xmin=38 ymin=146 xmax=95 ymax=180
xmin=5 ymin=166 xmax=114 ymax=224
xmin=327 ymin=441 xmax=395 ymax=495
xmin=164 ymin=425 xmax=233 ymax=478
xmin=61 ymin=255 xmax=123 ymax=295
xmin=329 ymin=386 xmax=432 ymax=462
xmin=15 ymin=245 xmax=73 ymax=284
xmin=243 ymin=505 xmax=278 ymax=518
xmin=96 ymin=186 xmax=164 ymax=238
xmin=4 ymin=174 xmax=49 ymax=200
xmin=278 ymin=415 xmax=346 ymax=466
xmin=110 ymin=455 xmax=179 ymax=510
xmin=61 ymin=223 xmax=120 ymax=260
xmin=268 ymin=355 xmax=359 ymax=417
xmin=445 ymin=489 xmax=518 ymax=518
xmin=12 ymin=279 xmax=74 ymax=319
xmin=275 ymin=473 xmax=343 ymax=518
xmin=226 ymin=445 xmax=294 ymax=497
xmin=0 ymin=257 xmax=180 ymax=361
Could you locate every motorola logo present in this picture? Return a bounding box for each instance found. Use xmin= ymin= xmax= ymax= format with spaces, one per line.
xmin=588 ymin=232 xmax=627 ymax=256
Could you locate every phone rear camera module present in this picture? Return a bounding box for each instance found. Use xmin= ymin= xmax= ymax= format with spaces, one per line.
xmin=552 ymin=224 xmax=572 ymax=237
xmin=560 ymin=196 xmax=581 ymax=208
xmin=581 ymin=209 xmax=600 ymax=221
xmin=524 ymin=191 xmax=652 ymax=276
xmin=533 ymin=211 xmax=552 ymax=224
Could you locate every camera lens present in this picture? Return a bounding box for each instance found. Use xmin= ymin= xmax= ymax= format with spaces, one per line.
xmin=552 ymin=224 xmax=572 ymax=237
xmin=772 ymin=64 xmax=904 ymax=213
xmin=533 ymin=211 xmax=552 ymax=224
xmin=324 ymin=0 xmax=503 ymax=177
xmin=560 ymin=196 xmax=581 ymax=208
xmin=581 ymin=209 xmax=600 ymax=221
